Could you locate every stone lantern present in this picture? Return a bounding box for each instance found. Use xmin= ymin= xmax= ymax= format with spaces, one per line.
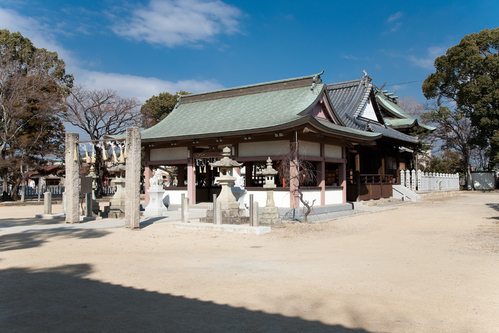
xmin=260 ymin=157 xmax=284 ymax=227
xmin=202 ymin=147 xmax=248 ymax=224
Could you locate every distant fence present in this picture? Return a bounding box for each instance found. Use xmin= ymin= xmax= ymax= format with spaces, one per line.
xmin=0 ymin=185 xmax=117 ymax=198
xmin=400 ymin=170 xmax=460 ymax=192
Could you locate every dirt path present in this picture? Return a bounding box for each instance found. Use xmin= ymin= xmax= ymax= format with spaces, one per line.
xmin=1 ymin=192 xmax=498 ymax=332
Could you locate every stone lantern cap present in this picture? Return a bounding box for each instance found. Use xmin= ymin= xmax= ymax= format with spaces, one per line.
xmin=108 ymin=164 xmax=126 ymax=173
xmin=261 ymin=157 xmax=277 ymax=176
xmin=210 ymin=147 xmax=242 ymax=169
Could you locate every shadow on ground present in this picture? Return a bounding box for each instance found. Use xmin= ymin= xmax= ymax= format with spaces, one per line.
xmin=0 ymin=229 xmax=109 ymax=252
xmin=0 ymin=264 xmax=373 ymax=332
xmin=0 ymin=217 xmax=65 ymax=227
xmin=486 ymin=203 xmax=499 ymax=220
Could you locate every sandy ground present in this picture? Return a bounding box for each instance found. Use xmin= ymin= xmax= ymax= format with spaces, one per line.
xmin=0 ymin=192 xmax=498 ymax=332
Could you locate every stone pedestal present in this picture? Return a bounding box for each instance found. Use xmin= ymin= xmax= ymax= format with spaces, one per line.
xmin=144 ymin=186 xmax=168 ymax=216
xmin=259 ymin=157 xmax=284 ymax=228
xmin=201 ymin=146 xmax=248 ymax=224
xmin=105 ymin=176 xmax=126 ymax=219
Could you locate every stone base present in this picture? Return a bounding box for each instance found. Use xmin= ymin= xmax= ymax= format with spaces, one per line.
xmin=144 ymin=188 xmax=168 ymax=216
xmin=101 ymin=206 xmax=124 ymax=219
xmin=201 ymin=208 xmax=249 ymax=224
xmin=259 ymin=206 xmax=285 ymax=228
xmin=170 ymin=222 xmax=271 ymax=235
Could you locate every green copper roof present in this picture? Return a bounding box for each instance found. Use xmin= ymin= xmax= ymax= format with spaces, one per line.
xmin=376 ymin=93 xmax=435 ymax=131
xmin=142 ymin=84 xmax=323 ymax=140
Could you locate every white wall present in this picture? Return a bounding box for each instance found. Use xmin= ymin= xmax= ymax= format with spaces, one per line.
xmin=150 ymin=147 xmax=188 ymax=161
xmin=360 ymin=98 xmax=377 ymax=121
xmin=299 ymin=141 xmax=320 ymax=157
xmin=244 ymin=190 xmax=290 ymax=208
xmin=162 ymin=190 xmax=188 ymax=205
xmin=239 ymin=140 xmax=289 ymax=157
xmin=299 ymin=189 xmax=321 ymax=207
xmin=324 ymin=144 xmax=342 ymax=158
xmin=325 ymin=188 xmax=343 ymax=204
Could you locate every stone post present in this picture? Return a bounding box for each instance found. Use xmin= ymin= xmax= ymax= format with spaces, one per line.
xmin=181 ymin=193 xmax=185 ymax=222
xmin=405 ymin=170 xmax=411 ymax=189
xmin=65 ymin=133 xmax=79 ymax=224
xmin=85 ymin=193 xmax=92 ymax=217
xmin=400 ymin=169 xmax=405 ymax=188
xmin=44 ymin=191 xmax=52 ymax=215
xmin=417 ymin=170 xmax=422 ymax=191
xmin=182 ymin=197 xmax=190 ymax=223
xmin=215 ymin=201 xmax=222 ymax=225
xmin=125 ymin=127 xmax=141 ymax=229
xmin=252 ymin=201 xmax=259 ymax=227
xmin=249 ymin=194 xmax=254 ymax=226
xmin=212 ymin=194 xmax=217 ymax=224
xmin=411 ymin=169 xmax=416 ymax=191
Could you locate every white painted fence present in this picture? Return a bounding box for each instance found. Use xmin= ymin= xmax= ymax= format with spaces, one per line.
xmin=400 ymin=170 xmax=460 ymax=191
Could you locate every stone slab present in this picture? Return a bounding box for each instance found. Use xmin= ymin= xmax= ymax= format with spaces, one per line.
xmin=170 ymin=222 xmax=271 ymax=235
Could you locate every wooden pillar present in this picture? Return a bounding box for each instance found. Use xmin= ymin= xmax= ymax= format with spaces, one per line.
xmin=244 ymin=162 xmax=253 ymax=187
xmin=319 ymin=144 xmax=325 ymax=205
xmin=187 ymin=156 xmax=196 ymax=205
xmin=355 ymin=150 xmax=361 ymax=202
xmin=395 ymin=148 xmax=401 ymax=184
xmin=339 ymin=147 xmax=347 ymax=204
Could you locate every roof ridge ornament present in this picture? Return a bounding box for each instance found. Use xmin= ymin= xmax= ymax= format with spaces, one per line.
xmin=174 ymin=94 xmax=182 ymax=109
xmin=310 ymin=70 xmax=324 ymax=90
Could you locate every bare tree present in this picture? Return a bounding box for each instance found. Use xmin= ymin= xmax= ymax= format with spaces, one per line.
xmin=61 ymin=84 xmax=141 ymax=140
xmin=421 ymin=104 xmax=476 ymax=189
xmin=398 ymin=95 xmax=425 ymax=119
xmin=61 ymin=85 xmax=141 ymax=196
xmin=277 ymin=142 xmax=317 ymax=222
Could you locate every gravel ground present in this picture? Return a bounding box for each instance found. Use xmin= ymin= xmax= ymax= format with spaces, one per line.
xmin=0 ymin=192 xmax=498 ymax=332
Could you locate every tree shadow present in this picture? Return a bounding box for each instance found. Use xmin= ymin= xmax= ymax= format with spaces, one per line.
xmin=486 ymin=203 xmax=499 ymax=221
xmin=0 ymin=264 xmax=374 ymax=332
xmin=0 ymin=217 xmax=65 ymax=227
xmin=0 ymin=229 xmax=109 ymax=252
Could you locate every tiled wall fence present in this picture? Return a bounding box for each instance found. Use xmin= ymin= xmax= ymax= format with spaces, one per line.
xmin=400 ymin=170 xmax=460 ymax=192
xmin=0 ymin=185 xmax=117 ymax=198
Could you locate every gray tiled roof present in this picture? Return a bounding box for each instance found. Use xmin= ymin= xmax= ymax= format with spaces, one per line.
xmin=326 ymin=76 xmax=419 ymax=144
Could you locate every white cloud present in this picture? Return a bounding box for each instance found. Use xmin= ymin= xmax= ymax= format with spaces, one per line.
xmin=386 ymin=11 xmax=403 ymax=23
xmin=112 ymin=0 xmax=242 ymax=47
xmin=74 ymin=69 xmax=223 ymax=103
xmin=408 ymin=46 xmax=447 ymax=69
xmin=0 ymin=7 xmax=224 ymax=102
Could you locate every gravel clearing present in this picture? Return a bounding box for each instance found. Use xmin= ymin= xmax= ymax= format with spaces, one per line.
xmin=1 ymin=191 xmax=498 ymax=332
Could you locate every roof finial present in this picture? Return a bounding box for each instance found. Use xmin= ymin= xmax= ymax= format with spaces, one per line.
xmin=362 ymin=70 xmax=367 ymax=77
xmin=310 ymin=71 xmax=324 ymax=90
xmin=174 ymin=94 xmax=182 ymax=109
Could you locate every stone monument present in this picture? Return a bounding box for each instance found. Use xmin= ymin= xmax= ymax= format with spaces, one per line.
xmin=259 ymin=157 xmax=285 ymax=227
xmin=104 ymin=146 xmax=127 ymax=219
xmin=201 ymin=147 xmax=249 ymax=224
xmin=144 ymin=169 xmax=168 ymax=216
xmin=85 ymin=146 xmax=101 ymax=215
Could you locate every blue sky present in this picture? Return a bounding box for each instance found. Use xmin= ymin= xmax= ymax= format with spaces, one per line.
xmin=1 ymin=0 xmax=497 ymax=105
